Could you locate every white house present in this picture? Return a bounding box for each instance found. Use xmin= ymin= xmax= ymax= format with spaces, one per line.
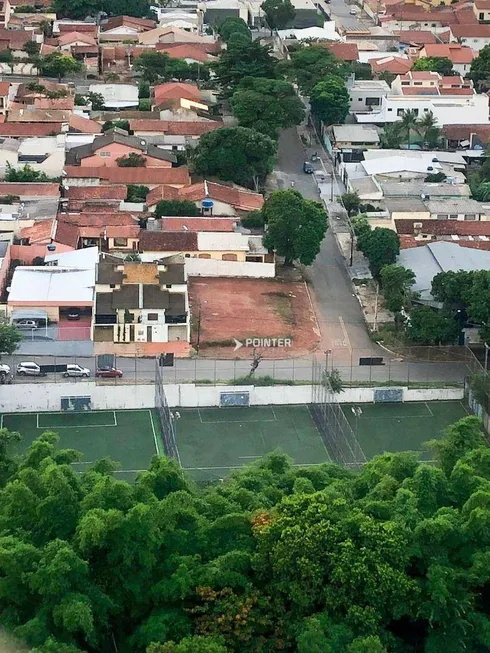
xmin=450 ymin=24 xmax=490 ymax=52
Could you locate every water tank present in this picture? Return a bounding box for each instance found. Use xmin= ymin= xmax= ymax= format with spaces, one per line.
xmin=202 ymin=199 xmax=214 ymax=209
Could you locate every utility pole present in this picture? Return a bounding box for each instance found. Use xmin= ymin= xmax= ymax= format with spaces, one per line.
xmin=485 ymin=342 xmax=489 ymax=373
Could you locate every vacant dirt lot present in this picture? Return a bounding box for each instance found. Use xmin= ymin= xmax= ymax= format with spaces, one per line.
xmin=188 ymin=277 xmax=320 ymax=358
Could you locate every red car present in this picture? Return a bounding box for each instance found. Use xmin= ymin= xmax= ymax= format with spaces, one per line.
xmin=95 ymin=366 xmax=123 ymax=378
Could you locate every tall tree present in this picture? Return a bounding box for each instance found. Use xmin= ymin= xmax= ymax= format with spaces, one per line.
xmin=189 ymin=126 xmax=276 ymax=189
xmin=406 ymin=305 xmax=458 ymax=345
xmin=0 ymin=322 xmax=22 ymax=356
xmin=212 ymin=36 xmax=276 ymax=95
xmin=217 ymin=17 xmax=251 ymax=42
xmin=412 ymin=56 xmax=454 ymax=75
xmin=155 ymin=200 xmax=201 ymax=217
xmin=261 ymin=0 xmax=296 ymax=32
xmin=310 ymin=75 xmax=349 ymax=126
xmin=357 ymin=226 xmax=400 ymax=278
xmin=262 ymin=189 xmax=327 ymax=265
xmin=467 ymin=44 xmax=490 ymax=91
xmin=230 ymin=77 xmax=304 ymax=138
xmin=282 ymin=45 xmax=347 ymax=95
xmin=40 ymin=52 xmax=82 ymax=81
xmin=400 ymin=109 xmax=419 ymax=148
xmin=380 ymin=264 xmax=416 ymax=313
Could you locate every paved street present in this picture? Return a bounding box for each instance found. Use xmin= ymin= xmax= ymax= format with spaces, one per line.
xmin=322 ymin=0 xmax=374 ymax=30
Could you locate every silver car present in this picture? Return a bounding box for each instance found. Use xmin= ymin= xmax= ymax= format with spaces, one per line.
xmin=63 ymin=364 xmax=90 ymax=378
xmin=16 ymin=362 xmax=44 ymax=376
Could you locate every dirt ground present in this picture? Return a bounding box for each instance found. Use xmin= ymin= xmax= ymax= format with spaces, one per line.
xmin=189 ymin=277 xmax=321 ymax=359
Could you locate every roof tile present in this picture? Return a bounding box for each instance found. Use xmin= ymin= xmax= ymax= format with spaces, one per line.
xmin=65 ymin=185 xmax=127 ymax=200
xmin=139 ymin=230 xmax=198 ymax=251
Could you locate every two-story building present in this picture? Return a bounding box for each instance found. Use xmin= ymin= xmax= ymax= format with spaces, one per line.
xmin=94 ymin=255 xmax=189 ymax=353
xmin=450 ymin=24 xmax=490 ymax=52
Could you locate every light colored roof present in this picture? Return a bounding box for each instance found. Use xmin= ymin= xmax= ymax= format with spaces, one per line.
xmin=331 ymin=124 xmax=380 ymax=144
xmin=381 ymin=181 xmax=471 ymax=198
xmin=139 ymin=25 xmax=213 ymax=45
xmin=277 ymin=25 xmax=341 ymax=41
xmin=197 ymin=232 xmax=249 ymax=251
xmin=8 ymin=265 xmax=95 ymax=304
xmin=385 ymin=197 xmax=429 ymax=213
xmin=57 ymin=31 xmax=97 ymax=46
xmin=349 ymin=79 xmax=390 ymax=91
xmin=88 ymin=84 xmax=139 ymax=108
xmin=398 ymin=241 xmax=490 ymax=301
xmin=363 ymin=156 xmax=442 ymax=176
xmin=426 ymin=198 xmax=484 ymax=214
xmin=44 ymin=246 xmax=98 ymax=268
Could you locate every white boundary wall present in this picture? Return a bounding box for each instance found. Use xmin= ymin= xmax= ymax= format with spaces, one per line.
xmin=185 ymin=258 xmax=275 ymax=278
xmin=0 ymin=383 xmax=463 ymax=413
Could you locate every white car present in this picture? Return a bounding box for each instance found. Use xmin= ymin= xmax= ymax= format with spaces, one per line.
xmin=16 ymin=362 xmax=44 ymax=376
xmin=0 ymin=363 xmax=10 ymax=377
xmin=63 ymin=364 xmax=90 ymax=378
xmin=15 ymin=320 xmax=38 ymax=330
xmin=349 ymin=5 xmax=357 ymax=14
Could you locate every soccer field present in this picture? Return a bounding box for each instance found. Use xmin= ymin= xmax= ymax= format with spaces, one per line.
xmin=175 ymin=405 xmax=330 ymax=482
xmin=1 ymin=409 xmax=162 ymax=482
xmin=341 ymin=400 xmax=470 ymax=462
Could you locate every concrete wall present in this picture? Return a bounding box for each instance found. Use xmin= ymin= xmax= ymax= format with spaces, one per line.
xmin=185 ymin=257 xmax=275 ymax=278
xmin=0 ymin=383 xmax=464 ymax=414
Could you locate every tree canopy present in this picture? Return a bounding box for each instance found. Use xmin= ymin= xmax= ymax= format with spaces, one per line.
xmin=0 ymin=321 xmax=22 ymax=355
xmin=282 ymin=45 xmax=347 ymax=95
xmin=52 ymin=0 xmax=152 ymax=19
xmin=212 ymin=37 xmax=277 ymax=96
xmin=262 ymin=189 xmax=327 ymax=265
xmin=380 ymin=264 xmax=416 ymax=314
xmin=406 ymin=305 xmax=459 ymax=345
xmin=155 ymin=200 xmax=201 ymax=218
xmin=467 ymin=44 xmax=490 ymax=91
xmin=356 ymin=226 xmax=400 ymax=278
xmin=412 ymin=56 xmax=454 ymax=75
xmin=189 ymin=126 xmax=277 ymax=189
xmin=134 ymin=52 xmax=208 ymax=84
xmin=217 ymin=17 xmax=251 ymax=42
xmin=1 ymin=413 xmax=490 ymax=651
xmin=230 ymin=77 xmax=304 ymax=138
xmin=5 ymin=164 xmax=51 ymax=183
xmin=310 ymin=76 xmax=350 ymax=126
xmin=261 ymin=0 xmax=296 ymax=32
xmin=40 ymin=52 xmax=82 ymax=81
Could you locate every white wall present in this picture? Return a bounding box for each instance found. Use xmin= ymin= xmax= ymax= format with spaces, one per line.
xmin=185 ymin=257 xmax=275 ymax=278
xmin=0 ymin=383 xmax=463 ymax=413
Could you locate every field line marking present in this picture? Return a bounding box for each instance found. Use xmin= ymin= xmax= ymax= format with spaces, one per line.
xmin=0 ymin=414 xmax=3 ymax=429
xmin=183 ymin=462 xmax=327 ymax=471
xmin=148 ymin=409 xmax=161 ymax=457
xmin=198 ymin=407 xmax=203 ymax=424
xmin=271 ymin=405 xmax=278 ymax=421
xmin=36 ymin=413 xmax=40 ymax=429
xmin=113 ymin=411 xmax=118 ymax=426
xmin=425 ymin=402 xmax=434 ymax=417
xmin=198 ymin=418 xmax=278 ymax=423
xmin=459 ymin=400 xmax=470 ymax=414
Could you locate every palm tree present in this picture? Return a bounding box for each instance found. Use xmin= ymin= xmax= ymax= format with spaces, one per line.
xmin=400 ymin=109 xmax=419 ymax=149
xmin=417 ymin=110 xmax=439 ymax=148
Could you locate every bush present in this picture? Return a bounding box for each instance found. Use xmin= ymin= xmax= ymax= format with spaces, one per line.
xmin=241 ymin=210 xmax=264 ymax=229
xmin=138 ymin=98 xmax=151 ymax=111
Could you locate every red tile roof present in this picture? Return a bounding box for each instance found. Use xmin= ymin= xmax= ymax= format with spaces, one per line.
xmin=20 ymin=218 xmax=55 ymax=244
xmin=0 ymin=122 xmax=63 ymax=137
xmin=153 ymin=82 xmax=201 ymax=103
xmin=57 ymin=31 xmax=97 ymax=46
xmin=130 ymin=119 xmax=220 ymax=135
xmin=421 ymin=43 xmax=475 ymax=64
xmin=139 ymin=229 xmax=198 ymax=251
xmin=0 ymin=183 xmax=59 ymax=196
xmin=0 ymin=82 xmax=9 ymax=96
xmin=158 ymin=217 xmax=237 ymax=232
xmin=475 ymin=0 xmax=490 ymax=9
xmin=439 ymin=86 xmax=474 ymax=95
xmin=441 ymin=124 xmax=490 ymax=143
xmin=102 ymin=15 xmax=156 ymax=32
xmin=371 ymin=55 xmax=412 ymax=74
xmin=78 ymin=224 xmax=140 ymax=239
xmin=54 ymin=220 xmax=80 ymax=248
xmin=400 ymin=70 xmax=439 ymax=80
xmin=401 ymin=87 xmax=439 ymax=95
xmin=323 ymin=42 xmax=359 ymax=61
xmin=68 ymin=114 xmax=102 ymax=134
xmin=157 ymin=44 xmax=212 ymax=63
xmin=57 ymin=22 xmax=97 ymax=35
xmin=155 ymin=40 xmax=221 ymax=55
xmin=34 ymin=97 xmax=75 ymax=110
xmin=451 ymin=24 xmax=490 ymax=36
xmin=59 ymin=212 xmax=138 ymax=226
xmin=65 ymin=185 xmax=128 ymax=200
xmin=64 ymin=166 xmax=190 ymax=186
xmin=395 ymin=220 xmax=490 ymax=236
xmin=396 ymin=30 xmax=438 ymax=44
xmin=146 ymin=180 xmax=264 ymax=212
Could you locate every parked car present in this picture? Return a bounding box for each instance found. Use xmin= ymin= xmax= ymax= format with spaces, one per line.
xmin=95 ymin=366 xmax=123 ymax=378
xmin=0 ymin=363 xmax=10 ymax=377
xmin=303 ymin=161 xmax=314 ymax=174
xmin=15 ymin=319 xmax=38 ymax=330
xmin=16 ymin=362 xmax=45 ymax=376
xmin=349 ymin=5 xmax=357 ymax=14
xmin=63 ymin=364 xmax=90 ymax=378
xmin=67 ymin=309 xmax=80 ymax=321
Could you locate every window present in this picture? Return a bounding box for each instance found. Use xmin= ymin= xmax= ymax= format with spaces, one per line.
xmin=110 ymin=284 xmax=115 ymax=288
xmin=465 ymin=214 xmax=476 ymax=221
xmin=413 ymin=109 xmax=419 ymax=116
xmin=480 ymin=12 xmax=484 ymax=19
xmin=431 ymin=23 xmax=436 ymax=27
xmin=114 ymin=237 xmax=128 ymax=247
xmin=397 ymin=108 xmax=405 ymax=116
xmin=100 ymin=151 xmax=111 ymax=157
xmin=449 ymin=214 xmax=458 ymax=220
xmin=436 ymin=214 xmax=448 ymax=220
xmin=365 ymin=97 xmax=380 ymax=106
xmin=358 ymin=97 xmax=362 ymax=101
xmin=222 ymin=253 xmax=237 ymax=261
xmin=147 ymin=313 xmax=158 ymax=321
xmin=414 ymin=81 xmax=423 ymax=86
xmin=166 ymin=284 xmax=172 ymax=288
xmin=401 ymin=81 xmax=410 ymax=86
xmin=424 ymin=107 xmax=429 ymax=111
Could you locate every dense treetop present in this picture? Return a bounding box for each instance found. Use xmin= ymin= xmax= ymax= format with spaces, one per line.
xmin=0 ymin=414 xmax=490 ymax=651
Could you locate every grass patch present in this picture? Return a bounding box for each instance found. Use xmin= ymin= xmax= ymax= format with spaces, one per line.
xmin=266 ymin=291 xmax=295 ymax=326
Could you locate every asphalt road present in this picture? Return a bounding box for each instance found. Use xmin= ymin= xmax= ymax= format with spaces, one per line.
xmin=322 ymin=0 xmax=374 ymax=30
